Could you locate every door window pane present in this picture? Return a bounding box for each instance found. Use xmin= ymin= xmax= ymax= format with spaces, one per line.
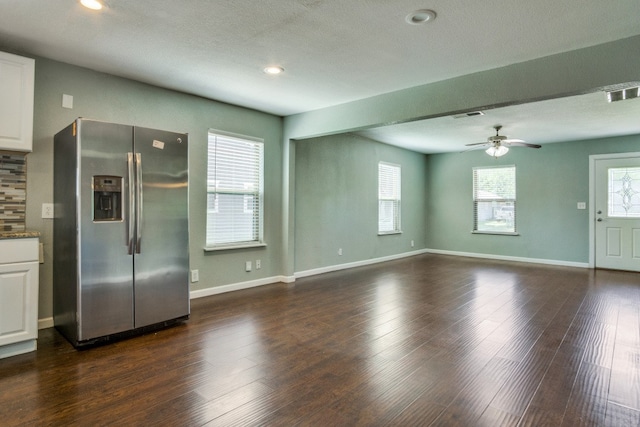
xmin=608 ymin=167 xmax=640 ymax=217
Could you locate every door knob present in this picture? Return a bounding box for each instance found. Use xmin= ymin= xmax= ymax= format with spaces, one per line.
xmin=597 ymin=218 xmax=603 ymax=222
xmin=597 ymin=210 xmax=602 ymax=214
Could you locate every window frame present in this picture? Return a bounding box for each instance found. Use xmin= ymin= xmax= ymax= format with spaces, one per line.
xmin=378 ymin=161 xmax=402 ymax=235
xmin=205 ymin=129 xmax=266 ymax=251
xmin=472 ymin=165 xmax=518 ymax=236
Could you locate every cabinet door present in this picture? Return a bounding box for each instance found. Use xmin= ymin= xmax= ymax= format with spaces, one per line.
xmin=0 ymin=51 xmax=35 ymax=152
xmin=0 ymin=262 xmax=38 ymax=346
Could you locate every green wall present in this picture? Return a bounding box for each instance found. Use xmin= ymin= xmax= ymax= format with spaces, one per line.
xmin=4 ymin=34 xmax=640 ymax=321
xmin=281 ymin=35 xmax=640 ymax=277
xmin=425 ymin=135 xmax=640 ymax=263
xmin=27 ymin=57 xmax=284 ymax=320
xmin=294 ymin=133 xmax=427 ymax=272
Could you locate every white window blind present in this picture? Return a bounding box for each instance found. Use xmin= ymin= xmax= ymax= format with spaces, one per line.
xmin=378 ymin=162 xmax=401 ymax=234
xmin=473 ymin=165 xmax=516 ymax=233
xmin=206 ymin=131 xmax=264 ymax=248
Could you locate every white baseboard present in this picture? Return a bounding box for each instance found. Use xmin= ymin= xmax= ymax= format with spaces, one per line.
xmin=190 ymin=275 xmax=293 ymax=299
xmin=294 ymin=249 xmax=430 ymax=279
xmin=424 ymin=248 xmax=589 ymax=268
xmin=189 ymin=250 xmax=429 ymax=299
xmin=38 ymin=317 xmax=54 ymax=330
xmin=38 ymin=249 xmax=586 ymax=327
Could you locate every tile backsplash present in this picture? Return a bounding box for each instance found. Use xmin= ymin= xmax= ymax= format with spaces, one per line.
xmin=0 ymin=152 xmax=27 ymax=231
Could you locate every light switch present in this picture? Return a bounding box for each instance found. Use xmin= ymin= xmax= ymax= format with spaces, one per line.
xmin=577 ymin=202 xmax=586 ymax=210
xmin=62 ymin=94 xmax=74 ymax=109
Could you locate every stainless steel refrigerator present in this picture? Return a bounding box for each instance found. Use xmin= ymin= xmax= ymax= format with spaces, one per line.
xmin=53 ymin=118 xmax=189 ymax=347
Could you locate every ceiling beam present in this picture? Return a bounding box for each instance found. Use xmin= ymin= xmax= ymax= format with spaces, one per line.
xmin=284 ymin=35 xmax=640 ymax=140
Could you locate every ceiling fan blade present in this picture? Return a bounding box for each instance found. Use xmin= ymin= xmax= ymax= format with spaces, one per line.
xmin=507 ymin=141 xmax=542 ymax=148
xmin=503 ymin=138 xmax=525 ymax=143
xmin=465 ymin=142 xmax=490 ymax=147
xmin=459 ymin=146 xmax=488 ymax=153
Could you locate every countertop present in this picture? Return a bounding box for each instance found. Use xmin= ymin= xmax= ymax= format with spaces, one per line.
xmin=0 ymin=230 xmax=41 ymax=239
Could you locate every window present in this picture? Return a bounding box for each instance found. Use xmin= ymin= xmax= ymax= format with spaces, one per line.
xmin=473 ymin=165 xmax=516 ymax=234
xmin=206 ymin=130 xmax=264 ymax=249
xmin=378 ymin=162 xmax=401 ymax=234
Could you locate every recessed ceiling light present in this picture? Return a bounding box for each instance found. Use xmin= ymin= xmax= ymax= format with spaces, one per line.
xmin=263 ymin=66 xmax=284 ymax=75
xmin=405 ymin=9 xmax=437 ymax=25
xmin=80 ymin=0 xmax=103 ymax=10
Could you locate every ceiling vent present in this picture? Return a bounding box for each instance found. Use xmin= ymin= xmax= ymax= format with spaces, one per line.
xmin=452 ymin=111 xmax=484 ymax=119
xmin=607 ymin=87 xmax=639 ymax=102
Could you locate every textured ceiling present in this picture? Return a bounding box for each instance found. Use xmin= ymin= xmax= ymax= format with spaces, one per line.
xmin=0 ymin=0 xmax=639 ymax=151
xmin=356 ymin=92 xmax=640 ymax=153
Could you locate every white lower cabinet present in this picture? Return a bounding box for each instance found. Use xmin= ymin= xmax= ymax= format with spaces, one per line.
xmin=0 ymin=238 xmax=39 ymax=359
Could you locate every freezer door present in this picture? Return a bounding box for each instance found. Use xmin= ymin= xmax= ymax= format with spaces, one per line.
xmin=77 ymin=120 xmax=135 ymax=341
xmin=133 ymin=126 xmax=189 ymax=327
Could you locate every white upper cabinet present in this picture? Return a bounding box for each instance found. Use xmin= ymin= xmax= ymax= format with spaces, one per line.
xmin=0 ymin=51 xmax=35 ymax=152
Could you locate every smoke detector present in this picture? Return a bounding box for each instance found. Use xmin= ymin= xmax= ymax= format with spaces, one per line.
xmin=406 ymin=9 xmax=437 ymax=25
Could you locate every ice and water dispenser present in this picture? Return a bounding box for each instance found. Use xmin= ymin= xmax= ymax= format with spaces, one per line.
xmin=93 ymin=176 xmax=122 ymax=221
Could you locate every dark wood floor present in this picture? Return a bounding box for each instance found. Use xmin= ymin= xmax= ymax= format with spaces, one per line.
xmin=1 ymin=254 xmax=640 ymax=426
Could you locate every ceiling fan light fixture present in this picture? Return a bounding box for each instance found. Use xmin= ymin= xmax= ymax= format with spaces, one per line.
xmin=486 ymin=145 xmax=509 ymax=157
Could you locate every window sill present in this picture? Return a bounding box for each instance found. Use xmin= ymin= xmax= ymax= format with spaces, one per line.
xmin=471 ymin=231 xmax=519 ymax=236
xmin=378 ymin=231 xmax=403 ymax=236
xmin=204 ymin=242 xmax=267 ymax=252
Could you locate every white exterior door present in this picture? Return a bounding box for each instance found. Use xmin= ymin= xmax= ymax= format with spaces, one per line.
xmin=594 ymin=155 xmax=640 ymax=271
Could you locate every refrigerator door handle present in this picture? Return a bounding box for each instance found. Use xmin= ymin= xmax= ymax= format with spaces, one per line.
xmin=127 ymin=152 xmax=135 ymax=255
xmin=135 ymin=153 xmax=143 ymax=254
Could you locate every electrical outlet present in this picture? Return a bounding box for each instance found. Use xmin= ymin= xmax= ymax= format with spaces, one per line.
xmin=411 ymin=240 xmax=415 ymax=247
xmin=190 ymin=269 xmax=199 ymax=283
xmin=245 ymin=261 xmax=252 ymax=272
xmin=42 ymin=203 xmax=54 ymax=219
xmin=338 ymin=248 xmax=343 ymax=256
xmin=256 ymin=259 xmax=261 ymax=269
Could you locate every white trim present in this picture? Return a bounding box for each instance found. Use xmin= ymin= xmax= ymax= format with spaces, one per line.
xmin=378 ymin=231 xmax=403 ymax=236
xmin=0 ymin=340 xmax=36 ymax=359
xmin=424 ymin=248 xmax=589 ymax=268
xmin=146 ymin=242 xmax=594 ymax=305
xmin=589 ymin=152 xmax=640 ymax=268
xmin=471 ymin=231 xmax=519 ymax=236
xmin=294 ymin=249 xmax=430 ymax=279
xmin=189 ymin=275 xmax=293 ymax=299
xmin=38 ymin=317 xmax=54 ymax=330
xmin=204 ymin=242 xmax=267 ymax=252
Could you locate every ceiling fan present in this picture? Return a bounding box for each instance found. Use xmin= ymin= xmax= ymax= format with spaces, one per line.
xmin=466 ymin=125 xmax=541 ymax=157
